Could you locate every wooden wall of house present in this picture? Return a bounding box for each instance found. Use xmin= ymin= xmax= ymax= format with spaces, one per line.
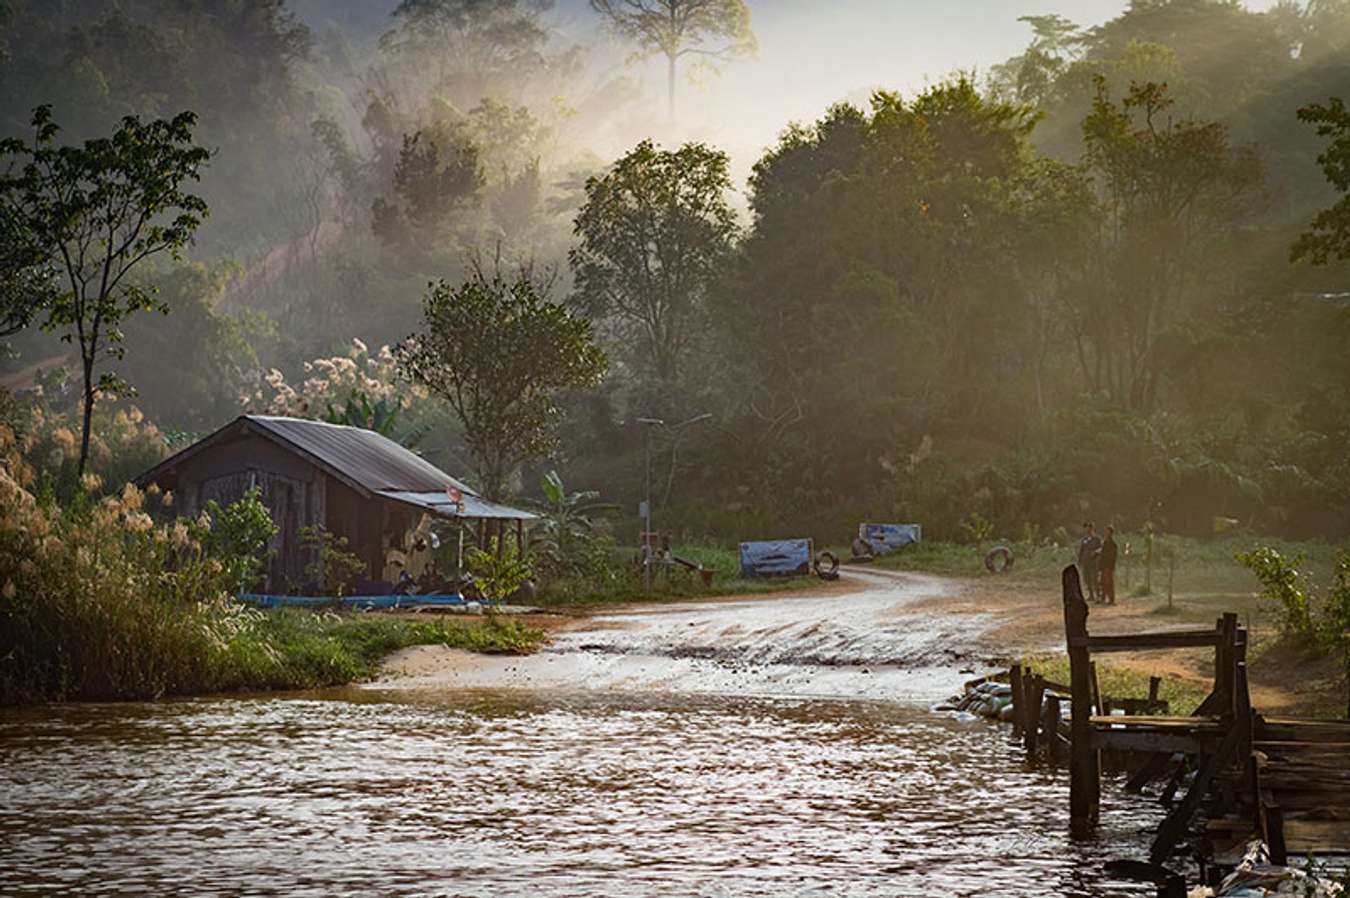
xmin=323 ymin=483 xmax=422 ymax=589
xmin=163 ymin=432 xmax=325 ymax=591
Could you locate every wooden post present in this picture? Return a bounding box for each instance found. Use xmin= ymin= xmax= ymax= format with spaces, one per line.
xmin=1219 ymin=613 xmax=1239 ymax=714
xmin=1010 ymin=664 xmax=1025 ymax=738
xmin=1062 ymin=564 xmax=1099 ymax=837
xmin=1025 ymin=674 xmax=1046 ymax=759
xmin=516 ymin=519 xmax=525 ymax=558
xmin=1043 ymin=693 xmax=1064 ymax=763
xmin=1090 ymin=660 xmax=1106 ymax=716
xmin=1149 ymin=676 xmax=1161 ymax=704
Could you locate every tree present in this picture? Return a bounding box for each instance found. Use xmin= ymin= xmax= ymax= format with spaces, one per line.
xmin=569 ymin=139 xmax=737 ymax=403
xmin=1292 ymin=96 xmax=1350 ymax=265
xmin=0 ymin=200 xmax=55 ymax=337
xmin=589 ymin=0 xmax=756 ymax=121
xmin=0 ymin=105 xmax=209 ymax=475
xmin=396 ymin=272 xmax=608 ymax=501
xmin=371 ymin=127 xmax=483 ymax=244
xmin=1078 ymin=78 xmax=1264 ymax=412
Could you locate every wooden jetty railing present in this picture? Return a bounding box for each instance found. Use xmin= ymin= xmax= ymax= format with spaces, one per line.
xmin=1031 ymin=564 xmax=1350 ymax=883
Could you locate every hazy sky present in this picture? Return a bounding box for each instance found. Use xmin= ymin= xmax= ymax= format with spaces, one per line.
xmin=561 ymin=0 xmax=1282 ymax=160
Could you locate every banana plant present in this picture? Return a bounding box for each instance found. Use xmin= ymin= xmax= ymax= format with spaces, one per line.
xmin=529 ymin=470 xmax=618 ymax=565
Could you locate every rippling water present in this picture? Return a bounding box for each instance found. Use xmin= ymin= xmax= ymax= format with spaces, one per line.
xmin=1 ymin=689 xmax=1161 ymax=897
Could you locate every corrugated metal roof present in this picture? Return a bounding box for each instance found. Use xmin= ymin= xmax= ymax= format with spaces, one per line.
xmin=247 ymin=416 xmax=475 ymax=495
xmin=138 ymin=415 xmax=537 ymax=520
xmin=376 ymin=490 xmax=538 ymax=521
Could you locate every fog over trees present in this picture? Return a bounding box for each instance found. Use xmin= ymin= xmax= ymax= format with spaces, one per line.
xmin=2 ymin=0 xmax=1350 ymax=543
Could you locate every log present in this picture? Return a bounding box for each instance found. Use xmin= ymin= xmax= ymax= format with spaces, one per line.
xmin=1080 ymin=630 xmax=1223 ymax=652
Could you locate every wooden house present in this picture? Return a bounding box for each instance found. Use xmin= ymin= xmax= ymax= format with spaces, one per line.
xmin=135 ymin=415 xmax=535 ymax=593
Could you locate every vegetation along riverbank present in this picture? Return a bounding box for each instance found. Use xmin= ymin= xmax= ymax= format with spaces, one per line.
xmin=0 ymin=430 xmax=542 ymax=705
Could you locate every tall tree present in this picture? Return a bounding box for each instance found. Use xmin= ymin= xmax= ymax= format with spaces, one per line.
xmin=569 ymin=139 xmax=737 ymax=404
xmin=1292 ymin=96 xmax=1350 ymax=265
xmin=0 ymin=105 xmax=209 ymax=475
xmin=589 ymin=0 xmax=756 ymax=121
xmin=1078 ymin=78 xmax=1264 ymax=412
xmin=396 ymin=272 xmax=608 ymax=501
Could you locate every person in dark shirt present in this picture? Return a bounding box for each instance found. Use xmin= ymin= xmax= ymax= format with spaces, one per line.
xmin=1099 ymin=525 xmax=1119 ymax=605
xmin=1077 ymin=521 xmax=1102 ymax=602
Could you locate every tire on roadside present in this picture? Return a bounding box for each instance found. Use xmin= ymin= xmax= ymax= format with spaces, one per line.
xmin=984 ymin=545 xmax=1014 ymax=574
xmin=814 ymin=551 xmax=840 ymax=580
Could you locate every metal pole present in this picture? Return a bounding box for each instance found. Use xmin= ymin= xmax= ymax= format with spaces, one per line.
xmin=637 ymin=417 xmax=664 ymax=593
xmin=644 ymin=424 xmax=652 ymax=592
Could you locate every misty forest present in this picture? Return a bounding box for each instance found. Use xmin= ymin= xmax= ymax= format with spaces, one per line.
xmin=3 ymin=0 xmax=1349 ymax=538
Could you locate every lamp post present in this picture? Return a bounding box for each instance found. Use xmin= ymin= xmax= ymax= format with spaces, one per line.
xmin=636 ymin=417 xmax=663 ymax=591
xmin=636 ymin=413 xmax=712 ymax=592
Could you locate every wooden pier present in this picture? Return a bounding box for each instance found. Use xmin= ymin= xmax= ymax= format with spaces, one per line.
xmin=1007 ymin=566 xmax=1350 ymax=892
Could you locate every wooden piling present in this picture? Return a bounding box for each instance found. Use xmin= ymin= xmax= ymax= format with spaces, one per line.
xmin=1025 ymin=674 xmax=1046 ymax=759
xmin=1009 ymin=664 xmax=1025 ymax=738
xmin=1062 ymin=564 xmax=1099 ymax=837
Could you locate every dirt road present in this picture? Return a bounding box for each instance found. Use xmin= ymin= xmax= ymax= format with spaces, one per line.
xmin=377 ymin=568 xmax=999 ymax=704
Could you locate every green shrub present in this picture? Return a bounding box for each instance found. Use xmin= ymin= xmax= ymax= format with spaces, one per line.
xmin=467 ymin=537 xmax=534 ymax=600
xmin=1235 ymin=546 xmax=1314 ymax=636
xmin=196 ymin=486 xmax=277 ymax=592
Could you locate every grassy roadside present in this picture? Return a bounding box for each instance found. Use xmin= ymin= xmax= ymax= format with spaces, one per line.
xmin=864 ymin=535 xmax=1348 ymax=717
xmin=534 ymin=543 xmax=824 ymax=608
xmin=852 ymin=532 xmax=1342 ymax=597
xmin=208 ymin=610 xmax=547 ymax=693
xmin=1014 ymin=653 xmax=1212 ymax=716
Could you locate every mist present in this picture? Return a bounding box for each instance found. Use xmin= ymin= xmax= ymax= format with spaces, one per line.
xmin=2 ymin=0 xmax=1349 ymax=543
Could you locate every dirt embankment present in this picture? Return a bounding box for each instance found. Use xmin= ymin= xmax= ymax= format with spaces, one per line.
xmin=913 ymin=571 xmax=1342 ymax=717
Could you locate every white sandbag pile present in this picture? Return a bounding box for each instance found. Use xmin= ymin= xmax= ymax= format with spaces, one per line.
xmin=934 ymin=680 xmax=1017 ymax=722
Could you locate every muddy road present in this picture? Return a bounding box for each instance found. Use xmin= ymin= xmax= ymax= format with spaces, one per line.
xmin=379 ymin=568 xmax=1001 ymax=703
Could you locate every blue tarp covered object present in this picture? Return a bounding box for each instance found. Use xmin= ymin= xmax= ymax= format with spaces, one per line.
xmin=739 ymin=538 xmax=814 ymax=577
xmin=860 ymin=523 xmax=922 ymax=555
xmin=239 ymin=593 xmax=469 ymax=610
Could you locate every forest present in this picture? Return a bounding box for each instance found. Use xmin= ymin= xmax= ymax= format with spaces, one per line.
xmin=2 ymin=0 xmax=1350 ymax=550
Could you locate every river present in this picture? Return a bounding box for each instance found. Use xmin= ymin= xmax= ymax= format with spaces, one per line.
xmin=1 ymin=570 xmax=1162 ymax=897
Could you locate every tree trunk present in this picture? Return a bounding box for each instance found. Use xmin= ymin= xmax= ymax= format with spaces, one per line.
xmin=667 ymin=52 xmax=677 ymax=123
xmin=77 ymin=358 xmax=95 ymax=478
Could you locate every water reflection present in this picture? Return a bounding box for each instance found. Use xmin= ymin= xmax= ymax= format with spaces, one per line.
xmin=1 ymin=691 xmax=1159 ymax=897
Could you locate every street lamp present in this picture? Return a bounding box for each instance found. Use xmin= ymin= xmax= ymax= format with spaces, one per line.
xmin=637 ymin=413 xmax=712 ymax=591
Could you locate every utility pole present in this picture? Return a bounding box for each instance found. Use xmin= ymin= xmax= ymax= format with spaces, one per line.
xmin=636 ymin=413 xmax=712 ymax=592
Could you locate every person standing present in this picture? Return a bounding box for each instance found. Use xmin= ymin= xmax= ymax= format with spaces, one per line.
xmin=1099 ymin=525 xmax=1119 ymax=605
xmin=1077 ymin=521 xmax=1102 ymax=602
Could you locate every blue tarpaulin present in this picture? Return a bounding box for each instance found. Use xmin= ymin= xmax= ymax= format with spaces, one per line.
xmin=739 ymin=539 xmax=814 ymax=577
xmin=859 ymin=523 xmax=922 ymax=555
xmin=239 ymin=593 xmax=469 ymax=610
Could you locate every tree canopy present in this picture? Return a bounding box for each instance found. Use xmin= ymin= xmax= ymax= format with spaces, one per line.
xmin=0 ymin=105 xmax=209 ymax=474
xmin=590 ymin=0 xmax=756 ymax=120
xmin=396 ymin=271 xmax=608 ymax=500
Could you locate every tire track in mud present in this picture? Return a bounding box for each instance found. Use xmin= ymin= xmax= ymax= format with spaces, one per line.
xmin=379 ymin=568 xmax=1005 ymax=704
